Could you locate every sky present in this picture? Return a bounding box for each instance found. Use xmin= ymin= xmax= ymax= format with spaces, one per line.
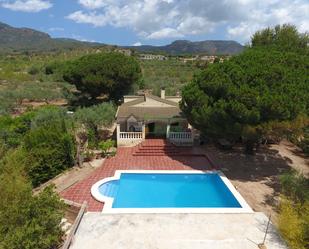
xmin=0 ymin=0 xmax=308 ymax=46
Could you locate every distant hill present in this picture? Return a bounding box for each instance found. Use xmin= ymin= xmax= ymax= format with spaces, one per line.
xmin=0 ymin=22 xmax=104 ymax=53
xmin=126 ymin=40 xmax=244 ymax=55
xmin=0 ymin=21 xmax=244 ymax=55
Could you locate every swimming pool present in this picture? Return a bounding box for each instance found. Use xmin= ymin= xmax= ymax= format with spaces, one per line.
xmin=91 ymin=170 xmax=252 ymax=213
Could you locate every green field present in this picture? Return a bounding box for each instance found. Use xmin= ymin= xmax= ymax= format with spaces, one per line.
xmin=0 ymin=50 xmax=198 ymax=114
xmin=140 ymin=59 xmax=199 ymax=96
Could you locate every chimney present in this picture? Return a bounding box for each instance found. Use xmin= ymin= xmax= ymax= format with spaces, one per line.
xmin=161 ymin=88 xmax=165 ymax=99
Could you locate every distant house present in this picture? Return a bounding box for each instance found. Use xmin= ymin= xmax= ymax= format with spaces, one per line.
xmin=115 ymin=48 xmax=132 ymax=56
xmin=116 ymin=89 xmax=193 ymax=147
xmin=199 ymin=55 xmax=216 ymax=63
xmin=199 ymin=55 xmax=230 ymax=63
xmin=139 ymin=54 xmax=167 ymax=60
xmin=180 ymin=56 xmax=198 ymax=63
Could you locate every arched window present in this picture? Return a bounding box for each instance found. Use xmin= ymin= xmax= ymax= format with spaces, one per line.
xmin=129 ymin=125 xmax=136 ymax=132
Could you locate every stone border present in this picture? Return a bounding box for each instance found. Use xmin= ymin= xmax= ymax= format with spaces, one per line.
xmin=91 ymin=170 xmax=253 ymax=214
xmin=62 ymin=201 xmax=87 ymax=249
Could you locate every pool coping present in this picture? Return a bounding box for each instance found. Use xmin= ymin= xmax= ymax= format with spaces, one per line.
xmin=91 ymin=170 xmax=253 ymax=214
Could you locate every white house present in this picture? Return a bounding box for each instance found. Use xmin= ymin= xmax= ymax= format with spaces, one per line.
xmin=116 ymin=89 xmax=193 ymax=147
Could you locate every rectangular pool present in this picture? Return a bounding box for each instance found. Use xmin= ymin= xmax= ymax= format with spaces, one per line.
xmin=91 ymin=170 xmax=252 ymax=213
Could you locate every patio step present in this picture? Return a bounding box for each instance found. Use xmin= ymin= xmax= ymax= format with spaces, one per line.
xmin=139 ymin=139 xmax=172 ymax=147
xmin=134 ymin=151 xmax=195 ymax=155
xmin=132 ymin=139 xmax=203 ymax=157
xmin=137 ymin=147 xmax=186 ymax=151
xmin=133 ymin=148 xmax=204 ymax=157
xmin=133 ymin=152 xmax=205 ymax=157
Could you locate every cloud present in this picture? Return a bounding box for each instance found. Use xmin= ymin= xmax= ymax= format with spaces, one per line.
xmin=133 ymin=42 xmax=142 ymax=46
xmin=147 ymin=28 xmax=183 ymax=39
xmin=66 ymin=11 xmax=107 ymax=26
xmin=67 ymin=0 xmax=309 ymax=42
xmin=49 ymin=27 xmax=64 ymax=32
xmin=1 ymin=0 xmax=52 ymax=12
xmin=227 ymin=0 xmax=309 ymax=42
xmin=78 ymin=0 xmax=112 ymax=9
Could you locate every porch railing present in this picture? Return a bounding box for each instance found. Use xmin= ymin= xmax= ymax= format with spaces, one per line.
xmin=117 ymin=124 xmax=145 ymax=147
xmin=119 ymin=132 xmax=143 ymax=139
xmin=167 ymin=131 xmax=193 ymax=145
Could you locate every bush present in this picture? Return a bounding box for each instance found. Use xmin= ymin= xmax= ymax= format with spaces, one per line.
xmin=99 ymin=139 xmax=115 ymax=156
xmin=16 ymin=106 xmax=76 ymax=187
xmin=74 ymin=103 xmax=116 ymax=148
xmin=299 ymin=138 xmax=309 ymax=155
xmin=0 ymin=150 xmax=64 ymax=249
xmin=23 ymin=126 xmax=75 ymax=187
xmin=278 ymin=197 xmax=307 ymax=249
xmin=82 ymin=150 xmax=95 ymax=162
xmin=280 ymin=171 xmax=309 ymax=203
xmin=31 ymin=106 xmax=72 ymax=131
xmin=278 ymin=171 xmax=309 ymax=249
xmin=28 ymin=65 xmax=40 ymax=75
xmin=0 ymin=112 xmax=35 ymax=149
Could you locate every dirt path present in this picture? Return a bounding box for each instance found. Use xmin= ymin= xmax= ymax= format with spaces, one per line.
xmin=270 ymin=139 xmax=309 ymax=176
xmin=204 ymin=140 xmax=308 ymax=223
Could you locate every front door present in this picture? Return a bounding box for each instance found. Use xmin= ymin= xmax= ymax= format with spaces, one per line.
xmin=146 ymin=122 xmax=155 ymax=138
xmin=146 ymin=122 xmax=167 ymax=138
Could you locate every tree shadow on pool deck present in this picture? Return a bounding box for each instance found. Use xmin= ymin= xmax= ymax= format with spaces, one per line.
xmin=168 ymin=144 xmax=291 ymax=181
xmin=166 ymin=143 xmax=296 ymax=210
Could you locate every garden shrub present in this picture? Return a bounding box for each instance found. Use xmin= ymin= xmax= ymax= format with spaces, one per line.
xmin=99 ymin=139 xmax=115 ymax=156
xmin=74 ymin=103 xmax=116 ymax=148
xmin=23 ymin=126 xmax=75 ymax=187
xmin=0 ymin=112 xmax=35 ymax=149
xmin=280 ymin=171 xmax=309 ymax=203
xmin=278 ymin=171 xmax=309 ymax=249
xmin=31 ymin=105 xmax=72 ymax=131
xmin=0 ymin=150 xmax=64 ymax=249
xmin=278 ymin=197 xmax=308 ymax=249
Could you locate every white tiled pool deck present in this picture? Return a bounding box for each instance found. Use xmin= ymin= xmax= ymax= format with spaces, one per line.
xmin=70 ymin=212 xmax=288 ymax=249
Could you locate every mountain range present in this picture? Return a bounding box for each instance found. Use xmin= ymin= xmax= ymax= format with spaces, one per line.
xmin=0 ymin=21 xmax=244 ymax=55
xmin=126 ymin=40 xmax=244 ymax=55
xmin=0 ymin=22 xmax=103 ymax=53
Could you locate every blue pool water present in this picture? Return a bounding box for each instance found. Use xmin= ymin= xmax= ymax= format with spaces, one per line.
xmin=98 ymin=173 xmax=242 ymax=208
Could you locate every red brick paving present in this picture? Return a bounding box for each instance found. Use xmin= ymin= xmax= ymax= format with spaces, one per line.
xmin=60 ymin=139 xmax=215 ymax=212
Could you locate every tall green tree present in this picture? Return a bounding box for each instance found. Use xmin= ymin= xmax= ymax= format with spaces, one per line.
xmin=63 ymin=52 xmax=141 ymax=102
xmin=181 ymin=24 xmax=309 ymax=152
xmin=0 ymin=150 xmax=64 ymax=249
xmin=251 ymin=24 xmax=309 ymax=54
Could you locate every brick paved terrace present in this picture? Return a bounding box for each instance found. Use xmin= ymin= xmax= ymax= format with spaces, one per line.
xmin=61 ymin=139 xmax=215 ymax=211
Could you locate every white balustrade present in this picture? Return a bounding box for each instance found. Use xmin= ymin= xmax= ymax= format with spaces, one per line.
xmin=117 ymin=124 xmax=145 ymax=147
xmin=167 ymin=132 xmax=193 ymax=145
xmin=119 ymin=132 xmax=143 ymax=139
